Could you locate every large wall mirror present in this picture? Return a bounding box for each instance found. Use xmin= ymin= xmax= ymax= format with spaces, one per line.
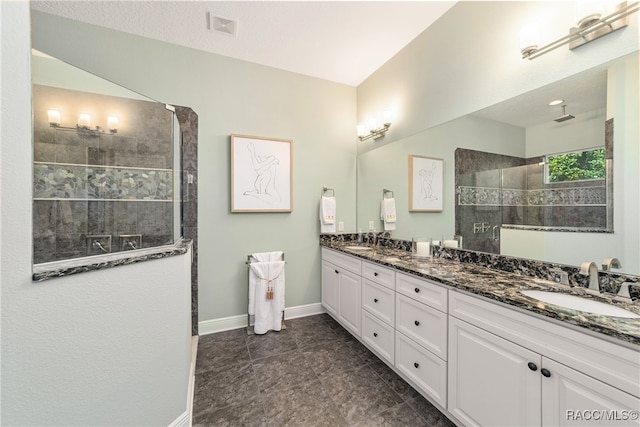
xmin=32 ymin=49 xmax=183 ymax=265
xmin=357 ymin=52 xmax=638 ymax=275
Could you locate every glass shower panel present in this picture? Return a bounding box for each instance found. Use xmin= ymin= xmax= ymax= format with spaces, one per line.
xmin=32 ymin=50 xmax=182 ymax=265
xmin=456 ymin=168 xmax=503 ymax=254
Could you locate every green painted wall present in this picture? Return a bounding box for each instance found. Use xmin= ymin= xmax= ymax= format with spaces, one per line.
xmin=31 ymin=10 xmax=358 ymax=324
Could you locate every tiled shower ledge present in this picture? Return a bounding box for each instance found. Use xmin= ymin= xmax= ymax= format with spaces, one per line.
xmin=32 ymin=239 xmax=192 ymax=282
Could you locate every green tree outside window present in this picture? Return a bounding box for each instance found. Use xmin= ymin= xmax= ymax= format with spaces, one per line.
xmin=547 ymin=148 xmax=605 ymax=183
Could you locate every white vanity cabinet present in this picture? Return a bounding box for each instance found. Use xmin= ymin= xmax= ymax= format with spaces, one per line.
xmin=321 ymin=247 xmax=640 ymax=427
xmin=394 ymin=272 xmax=449 ymax=408
xmin=361 ymin=261 xmax=396 ymax=364
xmin=448 ymin=290 xmax=640 ymax=427
xmin=321 ymin=248 xmax=362 ymax=336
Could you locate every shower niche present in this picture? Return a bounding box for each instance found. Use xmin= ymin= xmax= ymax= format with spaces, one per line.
xmin=32 ymin=50 xmax=182 ymax=265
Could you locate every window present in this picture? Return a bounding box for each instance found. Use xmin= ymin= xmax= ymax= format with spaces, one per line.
xmin=545 ymin=147 xmax=605 ymax=183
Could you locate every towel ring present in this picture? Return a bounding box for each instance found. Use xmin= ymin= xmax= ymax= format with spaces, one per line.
xmin=383 ymin=188 xmax=394 ymax=199
xmin=321 ymin=186 xmax=335 ymax=197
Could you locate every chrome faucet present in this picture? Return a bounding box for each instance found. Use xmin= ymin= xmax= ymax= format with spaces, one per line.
xmin=369 ymin=231 xmax=378 ymax=249
xmin=615 ymin=282 xmax=640 ymax=302
xmin=579 ymin=261 xmax=600 ymax=293
xmin=602 ymin=257 xmax=622 ymax=271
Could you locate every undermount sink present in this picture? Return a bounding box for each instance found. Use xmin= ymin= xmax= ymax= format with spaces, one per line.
xmin=521 ymin=290 xmax=640 ymax=319
xmin=344 ymin=246 xmax=373 ymax=251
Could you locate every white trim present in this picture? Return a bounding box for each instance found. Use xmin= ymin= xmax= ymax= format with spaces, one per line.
xmin=168 ymin=410 xmax=189 ymax=427
xmin=198 ymin=303 xmax=326 ymax=336
xmin=169 ymin=335 xmax=198 ymax=427
xmin=284 ymin=302 xmax=325 ymax=320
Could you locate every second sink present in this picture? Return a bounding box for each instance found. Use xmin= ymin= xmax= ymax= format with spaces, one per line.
xmin=521 ymin=290 xmax=640 ymax=319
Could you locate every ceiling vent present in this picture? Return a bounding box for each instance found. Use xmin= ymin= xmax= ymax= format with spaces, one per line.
xmin=208 ymin=13 xmax=238 ymax=37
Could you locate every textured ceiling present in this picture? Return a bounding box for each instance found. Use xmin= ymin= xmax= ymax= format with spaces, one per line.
xmin=31 ymin=0 xmax=457 ymax=87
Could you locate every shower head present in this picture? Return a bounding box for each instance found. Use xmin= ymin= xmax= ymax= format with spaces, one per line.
xmin=554 ymin=105 xmax=575 ymax=122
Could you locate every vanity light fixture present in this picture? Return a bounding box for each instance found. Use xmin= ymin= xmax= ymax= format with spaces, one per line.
xmin=521 ymin=1 xmax=638 ymax=60
xmin=358 ymin=109 xmax=392 ymax=141
xmin=47 ymin=109 xmax=118 ymax=136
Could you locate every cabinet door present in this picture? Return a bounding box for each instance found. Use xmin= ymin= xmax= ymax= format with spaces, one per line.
xmin=362 ymin=309 xmax=395 ymax=364
xmin=448 ymin=317 xmax=542 ymax=427
xmin=337 ymin=268 xmax=362 ymax=336
xmin=396 ymin=332 xmax=447 ymax=408
xmin=542 ymin=357 xmax=640 ymax=427
xmin=362 ymin=278 xmax=395 ymax=325
xmin=396 ymin=293 xmax=448 ymax=360
xmin=321 ymin=261 xmax=339 ymax=316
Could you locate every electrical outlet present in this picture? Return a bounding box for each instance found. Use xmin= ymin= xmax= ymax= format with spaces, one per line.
xmin=369 ymin=221 xmax=375 ymax=230
xmin=338 ymin=221 xmax=344 ymax=232
xmin=550 ymin=269 xmax=569 ymax=285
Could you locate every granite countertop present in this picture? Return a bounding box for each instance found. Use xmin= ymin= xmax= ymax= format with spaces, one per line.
xmin=321 ymin=241 xmax=640 ymax=348
xmin=33 ymin=239 xmax=192 ymax=282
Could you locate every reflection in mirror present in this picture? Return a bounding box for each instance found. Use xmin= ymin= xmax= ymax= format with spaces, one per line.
xmin=357 ymin=52 xmax=638 ymax=275
xmin=32 ymin=50 xmax=182 ymax=264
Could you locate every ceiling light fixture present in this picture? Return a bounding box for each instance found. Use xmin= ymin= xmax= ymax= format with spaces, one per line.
xmin=548 ymin=99 xmax=564 ymax=106
xmin=521 ymin=1 xmax=638 ymax=60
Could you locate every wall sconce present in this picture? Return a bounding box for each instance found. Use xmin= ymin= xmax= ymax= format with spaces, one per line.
xmin=47 ymin=109 xmax=118 ymax=136
xmin=357 ymin=109 xmax=392 ymax=141
xmin=521 ymin=1 xmax=638 ymax=60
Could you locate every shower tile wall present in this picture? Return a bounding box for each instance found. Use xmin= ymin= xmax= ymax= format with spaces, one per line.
xmin=456 ymin=137 xmax=610 ymax=255
xmin=455 ymin=148 xmax=524 ymax=253
xmin=175 ymin=106 xmax=199 ymax=336
xmin=33 ymin=84 xmax=174 ymax=264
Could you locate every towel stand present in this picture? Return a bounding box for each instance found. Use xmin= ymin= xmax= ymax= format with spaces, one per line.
xmin=321 ymin=186 xmax=335 ymax=197
xmin=246 ymin=253 xmax=286 ymax=335
xmin=383 ymin=188 xmax=394 ymax=199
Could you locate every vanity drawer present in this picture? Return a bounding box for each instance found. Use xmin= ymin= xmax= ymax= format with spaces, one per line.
xmin=362 ymin=278 xmax=395 ymax=326
xmin=395 ymin=331 xmax=447 ymax=408
xmin=362 ymin=261 xmax=395 ymax=289
xmin=322 ymin=248 xmax=362 ymax=275
xmin=396 ymin=293 xmax=448 ymax=360
xmin=362 ymin=309 xmax=395 ymax=365
xmin=396 ymin=272 xmax=448 ymax=312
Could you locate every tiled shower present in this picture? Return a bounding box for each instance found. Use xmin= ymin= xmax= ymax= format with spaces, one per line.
xmin=32 ymin=84 xmax=176 ymax=264
xmin=455 ymin=124 xmax=611 ymax=255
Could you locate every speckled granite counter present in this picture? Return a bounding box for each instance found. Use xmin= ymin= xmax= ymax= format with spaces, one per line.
xmin=320 ymin=240 xmax=640 ymax=348
xmin=33 ymin=239 xmax=192 ymax=282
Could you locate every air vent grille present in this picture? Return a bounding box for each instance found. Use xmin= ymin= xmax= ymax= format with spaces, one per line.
xmin=208 ymin=13 xmax=238 ymax=37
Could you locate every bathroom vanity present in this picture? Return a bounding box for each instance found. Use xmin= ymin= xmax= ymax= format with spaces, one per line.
xmin=320 ymin=242 xmax=640 ymax=427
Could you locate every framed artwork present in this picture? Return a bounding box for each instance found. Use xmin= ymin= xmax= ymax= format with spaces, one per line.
xmin=409 ymin=155 xmax=443 ymax=212
xmin=231 ymin=134 xmax=293 ymax=212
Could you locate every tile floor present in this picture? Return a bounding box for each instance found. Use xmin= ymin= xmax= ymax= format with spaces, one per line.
xmin=193 ymin=313 xmax=456 ymax=427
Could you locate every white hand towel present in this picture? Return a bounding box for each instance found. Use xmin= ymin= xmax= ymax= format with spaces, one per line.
xmin=249 ymin=261 xmax=285 ymax=334
xmin=319 ymin=196 xmax=337 ymax=233
xmin=380 ymin=198 xmax=397 ymax=231
xmin=249 ymin=251 xmax=283 ymax=316
xmin=251 ymin=251 xmax=284 ymax=262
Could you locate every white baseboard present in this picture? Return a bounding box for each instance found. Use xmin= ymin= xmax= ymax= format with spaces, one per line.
xmin=169 ymin=335 xmax=198 ymax=427
xmin=168 ymin=410 xmax=189 ymax=427
xmin=198 ymin=302 xmax=325 ymax=336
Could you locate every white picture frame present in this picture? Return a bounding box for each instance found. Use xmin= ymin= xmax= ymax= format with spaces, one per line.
xmin=409 ymin=155 xmax=443 ymax=212
xmin=231 ymin=134 xmax=293 ymax=212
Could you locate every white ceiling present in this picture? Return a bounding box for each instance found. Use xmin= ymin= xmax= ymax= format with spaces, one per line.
xmin=31 ymin=0 xmax=457 ymax=87
xmin=471 ymin=64 xmax=608 ymax=128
